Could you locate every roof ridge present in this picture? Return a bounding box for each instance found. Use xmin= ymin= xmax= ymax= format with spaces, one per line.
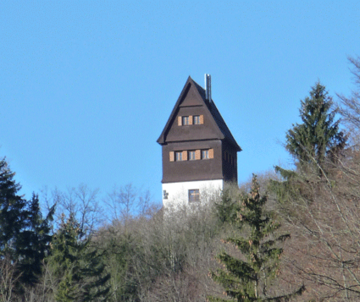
xmin=157 ymin=76 xmax=241 ymax=152
xmin=189 ymin=77 xmax=241 ymax=151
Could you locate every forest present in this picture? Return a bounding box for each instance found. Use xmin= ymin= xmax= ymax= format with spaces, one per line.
xmin=2 ymin=57 xmax=360 ymax=302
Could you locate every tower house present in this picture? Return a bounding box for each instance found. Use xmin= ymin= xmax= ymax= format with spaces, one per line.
xmin=157 ymin=75 xmax=241 ymax=208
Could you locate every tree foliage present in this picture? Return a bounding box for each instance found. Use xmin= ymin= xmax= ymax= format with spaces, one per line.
xmin=285 ymin=82 xmax=346 ymax=169
xmin=17 ymin=193 xmax=54 ymax=286
xmin=0 ymin=157 xmax=54 ymax=292
xmin=209 ymin=175 xmax=304 ymax=302
xmin=270 ymin=83 xmax=347 ymax=205
xmin=0 ymin=158 xmax=27 ymax=258
xmin=337 ymin=56 xmax=360 ymax=132
xmin=46 ymin=215 xmax=110 ymax=302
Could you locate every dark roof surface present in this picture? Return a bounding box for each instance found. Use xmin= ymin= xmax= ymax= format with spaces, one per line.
xmin=192 ymin=79 xmax=241 ymax=151
xmin=157 ymin=76 xmax=241 ymax=152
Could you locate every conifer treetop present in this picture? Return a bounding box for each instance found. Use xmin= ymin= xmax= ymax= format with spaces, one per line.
xmin=208 ymin=175 xmax=304 ymax=302
xmin=285 ymin=82 xmax=346 ymax=168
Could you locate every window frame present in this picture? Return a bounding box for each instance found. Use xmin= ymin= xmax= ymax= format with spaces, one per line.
xmin=189 ymin=150 xmax=196 ymax=161
xmin=188 ymin=189 xmax=200 ymax=203
xmin=194 ymin=115 xmax=200 ymax=125
xmin=182 ymin=116 xmax=189 ymax=125
xmin=175 ymin=151 xmax=183 ymax=161
xmin=202 ymin=149 xmax=209 ymax=159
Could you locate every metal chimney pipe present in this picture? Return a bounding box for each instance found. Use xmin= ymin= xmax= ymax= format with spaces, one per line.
xmin=204 ymin=74 xmax=211 ymax=102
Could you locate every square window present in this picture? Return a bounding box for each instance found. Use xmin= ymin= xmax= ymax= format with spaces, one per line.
xmin=182 ymin=116 xmax=189 ymax=125
xmin=189 ymin=189 xmax=200 ymax=202
xmin=175 ymin=151 xmax=183 ymax=161
xmin=202 ymin=150 xmax=209 ymax=159
xmin=189 ymin=150 xmax=196 ymax=160
xmin=194 ymin=115 xmax=200 ymax=125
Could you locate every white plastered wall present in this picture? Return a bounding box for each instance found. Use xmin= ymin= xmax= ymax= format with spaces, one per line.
xmin=162 ymin=179 xmax=223 ymax=210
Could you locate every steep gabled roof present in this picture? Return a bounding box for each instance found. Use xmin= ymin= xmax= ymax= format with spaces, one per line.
xmin=157 ymin=76 xmax=241 ymax=152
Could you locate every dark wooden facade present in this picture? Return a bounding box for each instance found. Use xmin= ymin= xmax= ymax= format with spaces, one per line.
xmin=157 ymin=76 xmax=241 ymax=184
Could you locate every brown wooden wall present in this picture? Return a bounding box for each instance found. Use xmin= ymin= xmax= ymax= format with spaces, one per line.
xmin=162 ymin=140 xmax=223 ymax=183
xmin=164 ymin=106 xmax=221 ymax=143
xmin=222 ymin=140 xmax=238 ymax=182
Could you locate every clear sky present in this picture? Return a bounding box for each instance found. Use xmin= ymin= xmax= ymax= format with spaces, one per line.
xmin=0 ymin=1 xmax=359 ymax=207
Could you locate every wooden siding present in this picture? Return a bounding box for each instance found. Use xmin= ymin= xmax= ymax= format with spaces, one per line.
xmin=161 ymin=141 xmax=224 ymax=183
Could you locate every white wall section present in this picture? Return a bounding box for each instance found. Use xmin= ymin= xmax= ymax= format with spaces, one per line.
xmin=162 ymin=179 xmax=223 ymax=210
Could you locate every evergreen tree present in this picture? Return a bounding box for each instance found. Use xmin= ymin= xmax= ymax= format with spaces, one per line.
xmin=214 ymin=189 xmax=239 ymax=225
xmin=47 ymin=215 xmax=110 ymax=302
xmin=16 ymin=193 xmax=55 ymax=286
xmin=209 ymin=175 xmax=304 ymax=302
xmin=0 ymin=158 xmax=27 ymax=258
xmin=285 ymin=82 xmax=346 ymax=170
xmin=102 ymin=234 xmax=139 ymax=301
xmin=270 ymin=83 xmax=347 ymax=204
xmin=0 ymin=157 xmax=55 ymax=290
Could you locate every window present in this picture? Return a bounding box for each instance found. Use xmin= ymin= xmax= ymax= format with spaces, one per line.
xmin=182 ymin=116 xmax=189 ymax=125
xmin=172 ymin=151 xmax=187 ymax=161
xmin=189 ymin=189 xmax=200 ymax=202
xmin=175 ymin=151 xmax=183 ymax=161
xmin=202 ymin=149 xmax=209 ymax=159
xmin=194 ymin=115 xmax=204 ymax=124
xmin=194 ymin=115 xmax=200 ymax=125
xmin=178 ymin=115 xmax=203 ymax=126
xmin=170 ymin=149 xmax=212 ymax=162
xmin=201 ymin=149 xmax=214 ymax=159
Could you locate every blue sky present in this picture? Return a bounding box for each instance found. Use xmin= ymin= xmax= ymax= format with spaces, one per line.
xmin=0 ymin=1 xmax=359 ymax=207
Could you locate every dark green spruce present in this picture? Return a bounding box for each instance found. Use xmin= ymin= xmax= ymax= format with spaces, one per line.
xmin=208 ymin=175 xmax=304 ymax=302
xmin=0 ymin=157 xmax=26 ymax=258
xmin=16 ymin=193 xmax=55 ymax=286
xmin=285 ymin=82 xmax=346 ymax=171
xmin=270 ymin=83 xmax=347 ymax=204
xmin=0 ymin=157 xmax=54 ymax=292
xmin=46 ymin=215 xmax=110 ymax=302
